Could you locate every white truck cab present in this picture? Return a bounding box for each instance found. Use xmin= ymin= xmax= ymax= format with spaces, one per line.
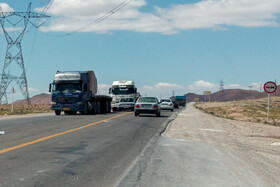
xmin=109 ymin=80 xmax=139 ymax=111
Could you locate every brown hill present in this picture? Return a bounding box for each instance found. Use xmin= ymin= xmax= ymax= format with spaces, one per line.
xmin=14 ymin=93 xmax=51 ymax=105
xmin=185 ymin=87 xmax=279 ymax=102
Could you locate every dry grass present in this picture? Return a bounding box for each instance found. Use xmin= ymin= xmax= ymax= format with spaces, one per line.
xmin=194 ymin=96 xmax=280 ymax=126
xmin=0 ymin=104 xmax=51 ymax=116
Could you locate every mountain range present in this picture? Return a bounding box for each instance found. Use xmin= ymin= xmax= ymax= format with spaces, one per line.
xmin=13 ymin=86 xmax=280 ymax=104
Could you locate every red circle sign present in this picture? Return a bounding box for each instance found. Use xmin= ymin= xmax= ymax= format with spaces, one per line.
xmin=264 ymin=81 xmax=277 ymax=93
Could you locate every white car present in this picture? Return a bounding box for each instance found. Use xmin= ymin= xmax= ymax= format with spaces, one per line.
xmin=160 ymin=98 xmax=174 ymax=111
xmin=134 ymin=97 xmax=161 ymax=117
xmin=117 ymin=98 xmax=135 ymax=111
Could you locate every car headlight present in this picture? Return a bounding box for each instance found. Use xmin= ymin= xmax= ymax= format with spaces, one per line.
xmin=50 ymin=102 xmax=56 ymax=105
xmin=77 ymin=102 xmax=83 ymax=105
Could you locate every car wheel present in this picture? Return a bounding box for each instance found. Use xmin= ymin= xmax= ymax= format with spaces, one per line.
xmin=156 ymin=112 xmax=160 ymax=117
xmin=171 ymin=109 xmax=174 ymax=112
xmin=134 ymin=112 xmax=139 ymax=116
xmin=55 ymin=110 xmax=61 ymax=115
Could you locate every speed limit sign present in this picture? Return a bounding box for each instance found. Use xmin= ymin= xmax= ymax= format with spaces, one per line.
xmin=264 ymin=81 xmax=277 ymax=94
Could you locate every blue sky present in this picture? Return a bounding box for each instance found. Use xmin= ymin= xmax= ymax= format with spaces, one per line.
xmin=1 ymin=0 xmax=280 ymax=102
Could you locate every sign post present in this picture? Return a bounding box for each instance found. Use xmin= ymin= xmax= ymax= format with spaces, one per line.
xmin=203 ymin=91 xmax=211 ymax=102
xmin=263 ymin=81 xmax=277 ymax=122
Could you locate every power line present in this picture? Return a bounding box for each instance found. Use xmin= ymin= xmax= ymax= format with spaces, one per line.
xmin=42 ymin=0 xmax=135 ymax=37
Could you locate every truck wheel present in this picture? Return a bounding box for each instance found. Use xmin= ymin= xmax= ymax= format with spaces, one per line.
xmin=108 ymin=102 xmax=111 ymax=113
xmin=105 ymin=101 xmax=109 ymax=113
xmin=84 ymin=102 xmax=89 ymax=115
xmin=96 ymin=102 xmax=101 ymax=114
xmin=156 ymin=112 xmax=161 ymax=117
xmin=55 ymin=111 xmax=61 ymax=115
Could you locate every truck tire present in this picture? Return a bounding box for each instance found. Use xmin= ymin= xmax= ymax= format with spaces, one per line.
xmin=105 ymin=101 xmax=109 ymax=113
xmin=156 ymin=111 xmax=161 ymax=117
xmin=92 ymin=102 xmax=97 ymax=114
xmin=96 ymin=102 xmax=101 ymax=114
xmin=55 ymin=110 xmax=61 ymax=115
xmin=84 ymin=102 xmax=89 ymax=115
xmin=108 ymin=102 xmax=111 ymax=113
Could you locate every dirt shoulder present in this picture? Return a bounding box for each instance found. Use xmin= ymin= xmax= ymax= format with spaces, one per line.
xmin=163 ymin=102 xmax=280 ymax=185
xmin=194 ymin=97 xmax=280 ymax=126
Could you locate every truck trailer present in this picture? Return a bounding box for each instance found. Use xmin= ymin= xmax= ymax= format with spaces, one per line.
xmin=49 ymin=71 xmax=112 ymax=115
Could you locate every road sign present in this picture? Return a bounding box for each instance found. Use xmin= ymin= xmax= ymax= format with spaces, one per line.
xmin=263 ymin=81 xmax=277 ymax=93
xmin=203 ymin=91 xmax=211 ymax=95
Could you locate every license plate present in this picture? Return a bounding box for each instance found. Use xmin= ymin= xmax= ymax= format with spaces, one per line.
xmin=142 ymin=104 xmax=150 ymax=108
xmin=63 ymin=108 xmax=70 ymax=111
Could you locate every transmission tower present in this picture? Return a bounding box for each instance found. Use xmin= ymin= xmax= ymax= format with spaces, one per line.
xmin=0 ymin=3 xmax=49 ymax=104
xmin=219 ymin=80 xmax=224 ymax=91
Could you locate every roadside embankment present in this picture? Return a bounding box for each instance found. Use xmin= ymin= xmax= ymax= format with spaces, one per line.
xmin=194 ymin=97 xmax=280 ymax=126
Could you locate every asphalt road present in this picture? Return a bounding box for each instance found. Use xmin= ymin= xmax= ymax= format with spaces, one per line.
xmin=0 ymin=110 xmax=175 ymax=187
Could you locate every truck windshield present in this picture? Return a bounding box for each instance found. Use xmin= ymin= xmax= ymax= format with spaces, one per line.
xmin=112 ymin=87 xmax=135 ymax=95
xmin=53 ymin=83 xmax=82 ymax=93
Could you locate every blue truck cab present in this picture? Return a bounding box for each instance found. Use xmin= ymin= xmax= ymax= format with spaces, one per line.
xmin=49 ymin=71 xmax=111 ymax=115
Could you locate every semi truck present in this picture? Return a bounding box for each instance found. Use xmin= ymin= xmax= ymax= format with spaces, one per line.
xmin=49 ymin=71 xmax=112 ymax=115
xmin=109 ymin=80 xmax=139 ymax=111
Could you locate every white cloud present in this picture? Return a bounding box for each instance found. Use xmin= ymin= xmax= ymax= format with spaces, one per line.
xmin=188 ymin=80 xmax=218 ymax=91
xmin=37 ymin=0 xmax=280 ymax=34
xmin=139 ymin=82 xmax=186 ymax=98
xmin=142 ymin=82 xmax=184 ymax=90
xmin=28 ymin=87 xmax=40 ymax=92
xmin=0 ymin=3 xmax=14 ymax=12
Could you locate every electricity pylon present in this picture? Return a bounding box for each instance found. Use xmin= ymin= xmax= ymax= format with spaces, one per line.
xmin=0 ymin=3 xmax=49 ymax=104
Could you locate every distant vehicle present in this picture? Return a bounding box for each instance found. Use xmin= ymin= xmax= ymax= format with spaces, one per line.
xmin=160 ymin=98 xmax=174 ymax=111
xmin=109 ymin=80 xmax=140 ymax=111
xmin=134 ymin=97 xmax=161 ymax=117
xmin=175 ymin=96 xmax=186 ymax=107
xmin=173 ymin=101 xmax=179 ymax=109
xmin=118 ymin=97 xmax=135 ymax=111
xmin=49 ymin=71 xmax=112 ymax=115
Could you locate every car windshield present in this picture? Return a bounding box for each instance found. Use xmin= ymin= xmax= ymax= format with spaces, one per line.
xmin=111 ymin=87 xmax=135 ymax=95
xmin=138 ymin=97 xmax=157 ymax=103
xmin=161 ymin=99 xmax=171 ymax=102
xmin=120 ymin=98 xmax=134 ymax=102
xmin=53 ymin=83 xmax=82 ymax=93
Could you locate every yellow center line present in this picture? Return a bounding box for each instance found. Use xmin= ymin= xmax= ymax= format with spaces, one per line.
xmin=0 ymin=112 xmax=132 ymax=154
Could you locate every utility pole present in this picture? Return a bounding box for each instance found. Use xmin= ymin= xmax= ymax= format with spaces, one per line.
xmin=259 ymin=84 xmax=262 ymax=97
xmin=248 ymin=85 xmax=253 ymax=100
xmin=0 ymin=3 xmax=49 ymax=104
xmin=275 ymin=79 xmax=277 ymax=96
xmin=11 ymin=87 xmax=15 ymax=112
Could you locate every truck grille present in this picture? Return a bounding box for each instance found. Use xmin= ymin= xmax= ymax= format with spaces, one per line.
xmin=54 ymin=97 xmax=79 ymax=103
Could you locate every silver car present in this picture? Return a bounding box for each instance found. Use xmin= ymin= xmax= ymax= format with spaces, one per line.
xmin=134 ymin=97 xmax=161 ymax=117
xmin=117 ymin=98 xmax=135 ymax=111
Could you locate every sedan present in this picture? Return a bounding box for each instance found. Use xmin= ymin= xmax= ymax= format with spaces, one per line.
xmin=118 ymin=97 xmax=135 ymax=111
xmin=160 ymin=98 xmax=174 ymax=111
xmin=134 ymin=97 xmax=161 ymax=117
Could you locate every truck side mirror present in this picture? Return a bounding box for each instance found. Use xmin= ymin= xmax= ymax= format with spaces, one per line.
xmin=135 ymin=88 xmax=137 ymax=93
xmin=49 ymin=84 xmax=52 ymax=92
xmin=109 ymin=88 xmax=112 ymax=94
